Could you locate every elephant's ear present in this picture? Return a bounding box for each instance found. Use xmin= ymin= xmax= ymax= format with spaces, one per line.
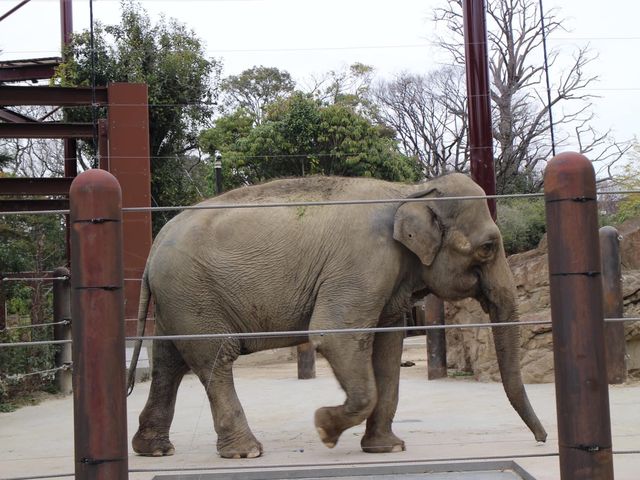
xmin=393 ymin=189 xmax=442 ymax=266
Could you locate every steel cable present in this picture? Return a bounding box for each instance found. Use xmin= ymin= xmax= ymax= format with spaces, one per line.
xmin=1 ymin=189 xmax=639 ymax=217
xmin=2 ymin=317 xmax=640 ymax=348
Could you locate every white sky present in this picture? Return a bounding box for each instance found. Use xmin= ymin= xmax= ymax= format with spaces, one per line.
xmin=1 ymin=0 xmax=639 ymax=149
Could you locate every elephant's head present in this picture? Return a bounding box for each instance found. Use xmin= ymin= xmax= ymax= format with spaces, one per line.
xmin=394 ymin=173 xmax=547 ymax=443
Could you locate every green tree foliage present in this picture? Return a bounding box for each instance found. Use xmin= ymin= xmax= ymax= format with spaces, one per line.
xmin=200 ymin=93 xmax=420 ymax=189
xmin=220 ymin=66 xmax=295 ymax=124
xmin=496 ymin=198 xmax=546 ymax=254
xmin=610 ymin=160 xmax=640 ymax=225
xmin=55 ymin=0 xmax=221 ymax=233
xmin=0 ymin=214 xmax=66 ymax=409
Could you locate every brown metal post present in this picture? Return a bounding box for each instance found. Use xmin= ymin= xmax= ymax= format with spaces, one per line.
xmin=544 ymin=152 xmax=613 ymax=480
xmin=70 ymin=169 xmax=128 ymax=480
xmin=0 ymin=279 xmax=5 ymax=331
xmin=424 ymin=295 xmax=447 ymax=380
xmin=599 ymin=226 xmax=627 ymax=384
xmin=98 ymin=118 xmax=109 ymax=170
xmin=53 ymin=266 xmax=72 ymax=395
xmin=107 ymin=83 xmax=152 ymax=336
xmin=297 ymin=343 xmax=316 ymax=379
xmin=60 ymin=0 xmax=73 ymax=49
xmin=462 ymin=0 xmax=497 ymax=219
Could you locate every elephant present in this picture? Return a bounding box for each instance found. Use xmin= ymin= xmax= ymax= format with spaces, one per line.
xmin=127 ymin=173 xmax=547 ymax=459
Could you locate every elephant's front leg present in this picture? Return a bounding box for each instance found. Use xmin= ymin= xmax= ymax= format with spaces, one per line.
xmin=361 ymin=325 xmax=406 ymax=453
xmin=309 ymin=299 xmax=379 ymax=449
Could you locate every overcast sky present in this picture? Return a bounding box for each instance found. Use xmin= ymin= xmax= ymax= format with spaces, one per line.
xmin=1 ymin=0 xmax=638 ymax=150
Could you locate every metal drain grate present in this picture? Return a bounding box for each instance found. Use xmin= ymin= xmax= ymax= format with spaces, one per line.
xmin=152 ymin=460 xmax=536 ymax=480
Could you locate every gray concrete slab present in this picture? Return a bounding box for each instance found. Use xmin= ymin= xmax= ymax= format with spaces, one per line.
xmin=1 ymin=339 xmax=639 ymax=480
xmin=151 ymin=461 xmax=534 ymax=479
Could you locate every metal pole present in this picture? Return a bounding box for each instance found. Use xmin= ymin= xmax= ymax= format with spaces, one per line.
xmin=599 ymin=226 xmax=627 ymax=384
xmin=462 ymin=0 xmax=497 ymax=219
xmin=53 ymin=266 xmax=72 ymax=395
xmin=214 ymin=150 xmax=223 ymax=195
xmin=0 ymin=279 xmax=5 ymax=331
xmin=424 ymin=295 xmax=447 ymax=379
xmin=297 ymin=342 xmax=316 ymax=379
xmin=70 ymin=169 xmax=128 ymax=480
xmin=544 ymin=152 xmax=613 ymax=480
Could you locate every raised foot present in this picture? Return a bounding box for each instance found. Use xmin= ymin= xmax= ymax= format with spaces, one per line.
xmin=361 ymin=432 xmax=406 ymax=453
xmin=132 ymin=430 xmax=175 ymax=457
xmin=314 ymin=406 xmax=346 ymax=448
xmin=218 ymin=436 xmax=263 ymax=459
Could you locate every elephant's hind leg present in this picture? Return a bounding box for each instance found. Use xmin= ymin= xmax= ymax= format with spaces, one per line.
xmin=190 ymin=340 xmax=263 ymax=459
xmin=361 ymin=327 xmax=406 ymax=453
xmin=133 ymin=339 xmax=189 ymax=456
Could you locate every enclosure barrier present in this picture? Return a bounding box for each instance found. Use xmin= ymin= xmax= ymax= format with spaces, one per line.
xmin=69 ymin=169 xmax=128 ymax=480
xmin=53 ymin=266 xmax=72 ymax=394
xmin=2 ymin=162 xmax=638 ymax=480
xmin=600 ymin=226 xmax=627 ymax=384
xmin=544 ymin=152 xmax=614 ymax=480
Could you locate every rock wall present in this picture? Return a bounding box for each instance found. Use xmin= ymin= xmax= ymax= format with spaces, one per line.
xmin=444 ymin=221 xmax=640 ymax=384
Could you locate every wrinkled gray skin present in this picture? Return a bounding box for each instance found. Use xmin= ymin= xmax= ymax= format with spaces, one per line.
xmin=128 ymin=173 xmax=547 ymax=459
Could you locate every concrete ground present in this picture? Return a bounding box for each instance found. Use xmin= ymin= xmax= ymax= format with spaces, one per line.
xmin=2 ymin=338 xmax=639 ymax=480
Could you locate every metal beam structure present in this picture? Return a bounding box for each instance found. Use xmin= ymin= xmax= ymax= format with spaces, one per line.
xmin=0 ymin=86 xmax=108 ymax=106
xmin=0 ymin=58 xmax=61 ymax=83
xmin=0 ymin=122 xmax=95 ymax=138
xmin=0 ymin=177 xmax=74 ymax=195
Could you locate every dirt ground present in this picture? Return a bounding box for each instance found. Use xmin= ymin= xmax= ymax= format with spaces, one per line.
xmin=2 ymin=339 xmax=639 ymax=480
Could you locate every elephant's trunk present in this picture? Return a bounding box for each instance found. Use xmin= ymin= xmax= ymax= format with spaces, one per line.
xmin=481 ymin=255 xmax=548 ymax=443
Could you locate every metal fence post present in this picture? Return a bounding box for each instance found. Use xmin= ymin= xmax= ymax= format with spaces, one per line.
xmin=70 ymin=169 xmax=128 ymax=480
xmin=297 ymin=343 xmax=316 ymax=379
xmin=599 ymin=226 xmax=627 ymax=384
xmin=424 ymin=295 xmax=447 ymax=379
xmin=53 ymin=266 xmax=72 ymax=394
xmin=544 ymin=152 xmax=614 ymax=480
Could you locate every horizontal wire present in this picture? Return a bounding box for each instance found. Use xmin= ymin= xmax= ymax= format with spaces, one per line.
xmin=1 ymin=189 xmax=639 ymax=217
xmin=1 ymin=363 xmax=70 ymax=382
xmin=1 ymin=276 xmax=68 ymax=282
xmin=3 ymin=319 xmax=70 ymax=331
xmin=1 ymin=317 xmax=639 ymax=348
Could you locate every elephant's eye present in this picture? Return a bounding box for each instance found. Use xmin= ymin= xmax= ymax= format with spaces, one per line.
xmin=477 ymin=241 xmax=495 ymax=259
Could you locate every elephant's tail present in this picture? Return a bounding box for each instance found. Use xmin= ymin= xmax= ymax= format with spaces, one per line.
xmin=127 ymin=268 xmax=151 ymax=396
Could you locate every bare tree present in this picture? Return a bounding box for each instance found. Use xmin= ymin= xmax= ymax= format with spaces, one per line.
xmin=0 ymin=107 xmax=65 ymax=177
xmin=373 ymin=66 xmax=468 ymax=178
xmin=389 ymin=0 xmax=631 ymax=192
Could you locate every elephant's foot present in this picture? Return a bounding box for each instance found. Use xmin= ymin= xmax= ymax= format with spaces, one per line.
xmin=361 ymin=431 xmax=406 ymax=453
xmin=315 ymin=406 xmax=354 ymax=448
xmin=132 ymin=429 xmax=175 ymax=457
xmin=217 ymin=433 xmax=263 ymax=459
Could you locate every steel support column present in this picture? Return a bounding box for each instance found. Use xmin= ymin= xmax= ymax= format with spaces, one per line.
xmin=462 ymin=0 xmax=497 ymax=218
xmin=106 ymin=83 xmax=152 ymax=335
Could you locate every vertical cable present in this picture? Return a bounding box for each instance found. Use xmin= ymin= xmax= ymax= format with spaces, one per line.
xmin=89 ymin=0 xmax=98 ymax=167
xmin=539 ymin=0 xmax=556 ymax=156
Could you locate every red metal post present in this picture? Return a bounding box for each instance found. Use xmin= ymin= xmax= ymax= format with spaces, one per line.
xmin=107 ymin=83 xmax=152 ymax=336
xmin=60 ymin=0 xmax=73 ymax=49
xmin=544 ymin=152 xmax=613 ymax=480
xmin=462 ymin=0 xmax=497 ymax=219
xmin=425 ymin=295 xmax=447 ymax=379
xmin=53 ymin=266 xmax=72 ymax=395
xmin=297 ymin=343 xmax=316 ymax=379
xmin=599 ymin=226 xmax=627 ymax=384
xmin=70 ymin=169 xmax=128 ymax=480
xmin=98 ymin=119 xmax=109 ymax=170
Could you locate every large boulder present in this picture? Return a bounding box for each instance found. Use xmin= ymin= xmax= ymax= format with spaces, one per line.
xmin=444 ymin=225 xmax=640 ymax=384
